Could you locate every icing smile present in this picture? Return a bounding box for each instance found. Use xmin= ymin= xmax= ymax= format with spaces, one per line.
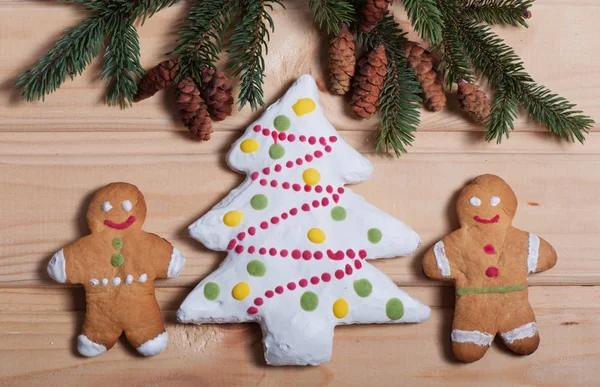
xmin=473 ymin=215 xmax=500 ymax=224
xmin=104 ymin=216 xmax=136 ymax=230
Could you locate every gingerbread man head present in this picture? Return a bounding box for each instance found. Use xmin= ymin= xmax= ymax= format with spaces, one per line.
xmin=86 ymin=182 xmax=147 ymax=233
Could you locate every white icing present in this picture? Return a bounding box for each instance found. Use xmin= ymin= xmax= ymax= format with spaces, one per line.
xmin=101 ymin=201 xmax=112 ymax=212
xmin=122 ymin=200 xmax=132 ymax=212
xmin=139 ymin=273 xmax=147 ymax=283
xmin=101 ymin=278 xmax=108 ymax=286
xmin=500 ymin=322 xmax=539 ymax=344
xmin=178 ymin=75 xmax=430 ymax=366
xmin=469 ymin=196 xmax=481 ymax=207
xmin=47 ymin=249 xmax=67 ymax=283
xmin=527 ymin=233 xmax=540 ymax=273
xmin=490 ymin=196 xmax=501 ymax=206
xmin=89 ymin=278 xmax=99 ymax=286
xmin=433 ymin=241 xmax=451 ymax=278
xmin=137 ymin=332 xmax=168 ymax=356
xmin=167 ymin=247 xmax=185 ymax=278
xmin=451 ymin=329 xmax=494 ymax=347
xmin=112 ymin=277 xmax=121 ymax=286
xmin=77 ymin=334 xmax=107 ymax=357
xmin=126 ymin=274 xmax=134 ymax=285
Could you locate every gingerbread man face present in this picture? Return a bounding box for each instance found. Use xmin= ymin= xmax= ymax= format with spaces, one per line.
xmin=86 ymin=183 xmax=147 ymax=233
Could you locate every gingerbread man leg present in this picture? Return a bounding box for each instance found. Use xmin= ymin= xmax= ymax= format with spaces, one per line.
xmin=498 ymin=298 xmax=540 ymax=355
xmin=451 ymin=296 xmax=496 ymax=363
xmin=79 ymin=305 xmax=123 ymax=357
xmin=123 ymin=298 xmax=168 ymax=356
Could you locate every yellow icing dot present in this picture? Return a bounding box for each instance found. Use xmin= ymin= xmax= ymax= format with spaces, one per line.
xmin=223 ymin=211 xmax=243 ymax=227
xmin=232 ymin=282 xmax=251 ymax=300
xmin=333 ymin=298 xmax=349 ymax=318
xmin=303 ymin=168 xmax=321 ymax=186
xmin=307 ymin=228 xmax=326 ymax=244
xmin=292 ymin=98 xmax=316 ymax=116
xmin=240 ymin=138 xmax=260 ymax=153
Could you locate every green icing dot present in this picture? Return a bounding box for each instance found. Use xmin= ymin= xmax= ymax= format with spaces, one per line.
xmin=112 ymin=237 xmax=123 ymax=250
xmin=300 ymin=291 xmax=319 ymax=311
xmin=368 ymin=228 xmax=383 ymax=244
xmin=247 ymin=260 xmax=267 ymax=277
xmin=353 ymin=279 xmax=373 ymax=297
xmin=204 ymin=282 xmax=220 ymax=300
xmin=269 ymin=144 xmax=286 ymax=160
xmin=273 ymin=115 xmax=291 ymax=131
xmin=331 ymin=206 xmax=347 ymax=221
xmin=386 ymin=298 xmax=404 ymax=320
xmin=251 ymin=194 xmax=269 ymax=210
xmin=111 ymin=253 xmax=124 ymax=267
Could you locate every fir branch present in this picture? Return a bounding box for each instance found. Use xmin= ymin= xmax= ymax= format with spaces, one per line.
xmin=460 ymin=0 xmax=532 ymax=27
xmin=102 ymin=15 xmax=145 ymax=107
xmin=401 ymin=0 xmax=444 ymax=44
xmin=309 ymin=0 xmax=355 ymax=35
xmin=485 ymin=83 xmax=518 ymax=142
xmin=15 ymin=15 xmax=105 ymax=102
xmin=434 ymin=19 xmax=474 ymax=89
xmin=228 ymin=0 xmax=284 ymax=110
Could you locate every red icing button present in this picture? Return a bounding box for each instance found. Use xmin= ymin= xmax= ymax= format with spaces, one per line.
xmin=484 ymin=244 xmax=496 ymax=255
xmin=486 ymin=266 xmax=500 ymax=278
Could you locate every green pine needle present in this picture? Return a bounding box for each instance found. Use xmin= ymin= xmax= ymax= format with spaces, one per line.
xmin=485 ymin=83 xmax=519 ymax=143
xmin=461 ymin=0 xmax=532 ymax=27
xmin=309 ymin=0 xmax=355 ymax=35
xmin=401 ymin=0 xmax=444 ymax=44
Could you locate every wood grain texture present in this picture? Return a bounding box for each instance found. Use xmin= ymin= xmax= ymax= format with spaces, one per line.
xmin=0 ymin=0 xmax=599 ymax=385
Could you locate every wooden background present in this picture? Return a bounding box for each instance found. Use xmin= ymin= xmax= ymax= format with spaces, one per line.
xmin=1 ymin=0 xmax=599 ymax=385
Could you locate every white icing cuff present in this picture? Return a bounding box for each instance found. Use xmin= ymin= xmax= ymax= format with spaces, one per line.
xmin=77 ymin=334 xmax=107 ymax=357
xmin=433 ymin=241 xmax=451 ymax=277
xmin=47 ymin=249 xmax=67 ymax=283
xmin=137 ymin=332 xmax=168 ymax=356
xmin=451 ymin=329 xmax=494 ymax=347
xmin=527 ymin=233 xmax=540 ymax=273
xmin=167 ymin=247 xmax=185 ymax=278
xmin=501 ymin=322 xmax=539 ymax=344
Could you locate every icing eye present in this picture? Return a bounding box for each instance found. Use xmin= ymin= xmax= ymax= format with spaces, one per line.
xmin=101 ymin=201 xmax=112 ymax=212
xmin=122 ymin=200 xmax=133 ymax=212
xmin=469 ymin=197 xmax=481 ymax=207
xmin=490 ymin=196 xmax=501 ymax=206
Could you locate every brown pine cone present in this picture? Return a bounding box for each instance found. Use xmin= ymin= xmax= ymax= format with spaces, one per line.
xmin=350 ymin=44 xmax=387 ymax=119
xmin=199 ymin=66 xmax=234 ymax=121
xmin=176 ymin=78 xmax=213 ymax=141
xmin=360 ymin=0 xmax=391 ymax=32
xmin=402 ymin=41 xmax=447 ymax=112
xmin=134 ymin=60 xmax=179 ymax=102
xmin=457 ymin=79 xmax=492 ymax=124
xmin=329 ymin=24 xmax=356 ymax=96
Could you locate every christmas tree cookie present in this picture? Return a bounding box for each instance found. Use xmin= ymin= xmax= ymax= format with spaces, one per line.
xmin=177 ymin=75 xmax=430 ymax=366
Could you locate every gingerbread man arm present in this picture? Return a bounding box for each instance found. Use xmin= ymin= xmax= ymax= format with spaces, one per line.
xmin=520 ymin=230 xmax=557 ymax=274
xmin=145 ymin=233 xmax=186 ymax=279
xmin=423 ymin=230 xmax=464 ymax=281
xmin=47 ymin=236 xmax=96 ymax=285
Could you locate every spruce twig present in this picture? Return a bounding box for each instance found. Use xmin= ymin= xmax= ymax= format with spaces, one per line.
xmin=401 ymin=0 xmax=444 ymax=44
xmin=461 ymin=0 xmax=532 ymax=27
xmin=309 ymin=0 xmax=355 ymax=36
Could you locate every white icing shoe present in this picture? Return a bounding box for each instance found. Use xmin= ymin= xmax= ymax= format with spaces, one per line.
xmin=77 ymin=334 xmax=107 ymax=357
xmin=137 ymin=332 xmax=168 ymax=356
xmin=47 ymin=249 xmax=67 ymax=283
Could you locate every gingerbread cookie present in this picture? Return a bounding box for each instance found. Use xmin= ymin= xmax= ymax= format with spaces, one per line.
xmin=177 ymin=75 xmax=430 ymax=366
xmin=423 ymin=174 xmax=557 ymax=362
xmin=47 ymin=183 xmax=185 ymax=357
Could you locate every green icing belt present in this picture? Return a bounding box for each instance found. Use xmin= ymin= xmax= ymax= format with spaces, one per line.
xmin=457 ymin=283 xmax=527 ymax=296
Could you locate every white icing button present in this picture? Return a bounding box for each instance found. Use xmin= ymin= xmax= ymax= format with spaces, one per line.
xmin=112 ymin=277 xmax=121 ymax=286
xmin=101 ymin=201 xmax=112 ymax=212
xmin=122 ymin=200 xmax=133 ymax=212
xmin=101 ymin=278 xmax=108 ymax=286
xmin=490 ymin=196 xmax=501 ymax=206
xmin=89 ymin=278 xmax=99 ymax=286
xmin=469 ymin=196 xmax=481 ymax=207
xmin=139 ymin=273 xmax=147 ymax=283
xmin=126 ymin=274 xmax=134 ymax=285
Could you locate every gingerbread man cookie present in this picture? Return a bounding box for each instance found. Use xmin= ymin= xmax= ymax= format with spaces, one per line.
xmin=423 ymin=174 xmax=557 ymax=363
xmin=47 ymin=183 xmax=185 ymax=357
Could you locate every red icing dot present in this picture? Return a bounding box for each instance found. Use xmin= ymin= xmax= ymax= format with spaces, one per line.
xmin=484 ymin=244 xmax=496 ymax=255
xmin=325 ymin=145 xmax=332 ymax=152
xmin=281 ymin=213 xmax=289 ymax=220
xmin=359 ymin=250 xmax=367 ymax=259
xmin=326 ymin=185 xmax=333 ymax=194
xmin=335 ymin=270 xmax=345 ymax=279
xmin=282 ymin=182 xmax=290 ymax=189
xmin=302 ymin=203 xmax=310 ymax=211
xmin=262 ymin=129 xmax=270 ymax=136
xmin=312 ymin=200 xmax=320 ymax=208
xmin=254 ymin=297 xmax=264 ymax=306
xmin=296 ymin=158 xmax=303 ymax=165
xmin=287 ymin=282 xmax=297 ymax=290
xmin=308 ymin=136 xmax=316 ymax=145
xmin=326 ymin=249 xmax=334 ymax=259
xmin=333 ymin=194 xmax=340 ymax=203
xmin=299 ymin=135 xmax=307 ymax=142
xmin=288 ymin=134 xmax=296 ymax=142
xmin=290 ymin=208 xmax=298 ymax=216
xmin=259 ymin=247 xmax=267 ymax=255
xmin=237 ymin=232 xmax=246 ymax=241
xmin=272 ymin=131 xmax=278 ymax=143
xmin=293 ymin=184 xmax=301 ymax=191
xmin=275 ymin=164 xmax=282 ymax=172
xmin=486 ymin=266 xmax=500 ymax=278
xmin=260 ymin=179 xmax=267 ymax=186
xmin=247 ymin=306 xmax=258 ymax=315
xmin=263 ymin=167 xmax=270 ymax=175
xmin=278 ymin=132 xmax=287 ymax=141
xmin=321 ymin=197 xmax=329 ymax=206
xmin=292 ymin=250 xmax=301 ymax=259
xmin=248 ymin=227 xmax=256 ymax=236
xmin=354 ymin=260 xmax=363 ymax=269
xmin=346 ymin=249 xmax=355 ymax=259
xmin=336 ymin=250 xmax=345 ymax=260
xmin=265 ymin=290 xmax=274 ymax=298
xmin=304 ymin=185 xmax=312 ymax=192
xmin=271 ymin=216 xmax=279 ymax=224
xmin=314 ymin=251 xmax=323 ymax=260
xmin=275 ymin=286 xmax=284 ymax=294
xmin=319 ymin=137 xmax=327 ymax=145
xmin=311 ymin=276 xmax=320 ymax=285
xmin=314 ymin=150 xmax=323 ymax=158
xmin=303 ymin=250 xmax=312 ymax=260
xmin=329 ymin=136 xmax=338 ymax=142
xmin=260 ymin=221 xmax=269 ymax=229
xmin=280 ymin=249 xmax=288 ymax=257
xmin=248 ymin=246 xmax=256 ymax=254
xmin=345 ymin=264 xmax=353 ymax=275
xmin=270 ymin=180 xmax=278 ymax=187
xmin=253 ymin=125 xmax=261 ymax=132
xmin=321 ymin=273 xmax=332 ymax=282
xmin=251 ymin=172 xmax=259 ymax=180
xmin=269 ymin=248 xmax=277 ymax=256
xmin=337 ymin=187 xmax=345 ymax=194
xmin=299 ymin=279 xmax=308 ymax=287
xmin=235 ymin=245 xmax=244 ymax=254
xmin=227 ymin=239 xmax=236 ymax=250
xmin=315 ymin=185 xmax=323 ymax=193
xmin=305 ymin=154 xmax=313 ymax=162
xmin=286 ymin=161 xmax=294 ymax=168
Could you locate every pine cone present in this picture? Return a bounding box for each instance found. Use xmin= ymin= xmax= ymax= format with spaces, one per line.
xmin=360 ymin=0 xmax=391 ymax=32
xmin=350 ymin=44 xmax=387 ymax=119
xmin=176 ymin=78 xmax=213 ymax=141
xmin=329 ymin=24 xmax=356 ymax=96
xmin=402 ymin=41 xmax=447 ymax=112
xmin=134 ymin=60 xmax=179 ymax=102
xmin=199 ymin=66 xmax=234 ymax=121
xmin=457 ymin=79 xmax=492 ymax=124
